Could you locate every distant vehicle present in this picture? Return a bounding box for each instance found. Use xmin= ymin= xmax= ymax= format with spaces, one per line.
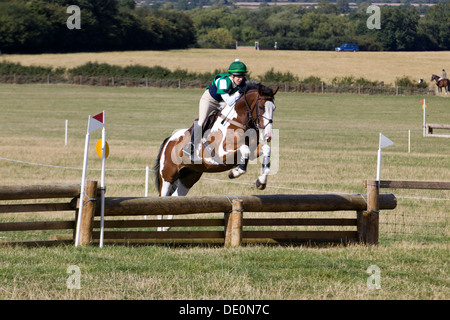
xmin=335 ymin=43 xmax=359 ymax=52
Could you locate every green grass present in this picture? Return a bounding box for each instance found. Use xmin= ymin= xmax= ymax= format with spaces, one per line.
xmin=0 ymin=84 xmax=449 ymax=300
xmin=0 ymin=243 xmax=448 ymax=300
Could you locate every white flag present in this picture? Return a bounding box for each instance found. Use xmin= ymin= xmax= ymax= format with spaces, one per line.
xmin=88 ymin=112 xmax=104 ymax=133
xmin=379 ymin=133 xmax=394 ymax=149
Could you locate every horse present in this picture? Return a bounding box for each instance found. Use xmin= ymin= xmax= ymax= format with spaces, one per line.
xmin=430 ymin=74 xmax=450 ymax=95
xmin=152 ymin=82 xmax=278 ymax=230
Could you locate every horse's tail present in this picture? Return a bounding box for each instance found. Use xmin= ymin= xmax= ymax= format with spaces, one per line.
xmin=152 ymin=136 xmax=170 ymax=195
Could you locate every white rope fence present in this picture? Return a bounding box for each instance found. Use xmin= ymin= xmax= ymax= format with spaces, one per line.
xmin=1 ymin=156 xmax=449 ymax=202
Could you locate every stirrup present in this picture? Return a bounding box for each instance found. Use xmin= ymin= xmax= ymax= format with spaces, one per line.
xmin=182 ymin=142 xmax=193 ymax=157
xmin=191 ymin=144 xmax=202 ymax=162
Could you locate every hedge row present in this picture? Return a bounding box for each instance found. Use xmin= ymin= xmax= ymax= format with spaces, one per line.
xmin=0 ymin=61 xmax=429 ymax=88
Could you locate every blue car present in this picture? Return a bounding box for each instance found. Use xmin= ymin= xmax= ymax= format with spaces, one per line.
xmin=335 ymin=43 xmax=359 ymax=52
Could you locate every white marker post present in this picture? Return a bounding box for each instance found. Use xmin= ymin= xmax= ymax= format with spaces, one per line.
xmin=144 ymin=166 xmax=149 ymax=220
xmin=75 ymin=112 xmax=105 ymax=247
xmin=99 ymin=111 xmax=106 ymax=248
xmin=65 ymin=120 xmax=68 ymax=146
xmin=376 ymin=133 xmax=394 ymax=181
xmin=421 ymin=99 xmax=426 ymax=137
xmin=408 ymin=129 xmax=411 ymax=153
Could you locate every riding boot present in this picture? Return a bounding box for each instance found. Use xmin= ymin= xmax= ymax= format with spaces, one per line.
xmin=192 ymin=121 xmax=203 ymax=162
xmin=182 ymin=121 xmax=202 ymax=162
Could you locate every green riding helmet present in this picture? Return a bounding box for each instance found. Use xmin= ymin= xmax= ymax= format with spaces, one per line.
xmin=228 ymin=59 xmax=247 ymax=75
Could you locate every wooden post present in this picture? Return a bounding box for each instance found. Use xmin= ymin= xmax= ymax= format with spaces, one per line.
xmin=356 ymin=210 xmax=365 ymax=242
xmin=224 ymin=211 xmax=232 ymax=247
xmin=224 ymin=199 xmax=243 ymax=247
xmin=361 ymin=180 xmax=379 ymax=245
xmin=77 ymin=180 xmax=98 ymax=246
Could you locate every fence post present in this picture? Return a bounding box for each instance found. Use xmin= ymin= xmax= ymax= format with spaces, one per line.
xmin=360 ymin=180 xmax=379 ymax=245
xmin=77 ymin=179 xmax=98 ymax=246
xmin=224 ymin=198 xmax=243 ymax=247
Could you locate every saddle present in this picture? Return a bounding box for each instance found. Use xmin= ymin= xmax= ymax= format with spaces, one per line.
xmin=186 ymin=110 xmax=222 ymax=162
xmin=189 ymin=110 xmax=221 ymax=137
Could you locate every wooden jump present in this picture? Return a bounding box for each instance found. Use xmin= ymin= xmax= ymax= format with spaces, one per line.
xmin=426 ymin=123 xmax=450 ymax=138
xmin=0 ymin=180 xmax=397 ymax=247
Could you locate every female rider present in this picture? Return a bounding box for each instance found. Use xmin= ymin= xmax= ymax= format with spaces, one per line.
xmin=183 ymin=59 xmax=248 ymax=161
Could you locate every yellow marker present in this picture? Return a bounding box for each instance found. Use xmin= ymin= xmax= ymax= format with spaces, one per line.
xmin=96 ymin=139 xmax=109 ymax=159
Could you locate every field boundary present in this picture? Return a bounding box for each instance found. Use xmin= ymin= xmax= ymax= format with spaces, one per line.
xmin=0 ymin=74 xmax=435 ymax=96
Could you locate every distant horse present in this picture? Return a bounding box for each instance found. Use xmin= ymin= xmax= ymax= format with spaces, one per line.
xmin=431 ymin=74 xmax=450 ymax=95
xmin=152 ymin=83 xmax=278 ymax=230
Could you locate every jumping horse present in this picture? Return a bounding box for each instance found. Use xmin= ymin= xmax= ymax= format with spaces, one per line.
xmin=152 ymin=82 xmax=278 ymax=230
xmin=431 ymin=74 xmax=450 ymax=95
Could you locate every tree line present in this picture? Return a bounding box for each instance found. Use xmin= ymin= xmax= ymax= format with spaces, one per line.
xmin=0 ymin=0 xmax=195 ymax=53
xmin=189 ymin=1 xmax=450 ymax=51
xmin=0 ymin=0 xmax=448 ymax=53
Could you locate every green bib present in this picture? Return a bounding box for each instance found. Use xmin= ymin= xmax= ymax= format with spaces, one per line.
xmin=211 ymin=74 xmax=239 ymax=95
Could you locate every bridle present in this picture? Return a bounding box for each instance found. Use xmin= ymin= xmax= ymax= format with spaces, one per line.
xmin=243 ymin=91 xmax=274 ymax=131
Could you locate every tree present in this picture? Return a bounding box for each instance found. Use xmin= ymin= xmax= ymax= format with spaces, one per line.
xmin=418 ymin=2 xmax=450 ymax=50
xmin=198 ymin=28 xmax=234 ymax=48
xmin=373 ymin=6 xmax=420 ymax=51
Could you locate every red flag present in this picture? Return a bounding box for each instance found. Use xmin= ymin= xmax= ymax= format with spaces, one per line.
xmin=93 ymin=112 xmax=103 ymax=123
xmin=420 ymin=99 xmax=425 ymax=103
xmin=89 ymin=112 xmax=104 ymax=133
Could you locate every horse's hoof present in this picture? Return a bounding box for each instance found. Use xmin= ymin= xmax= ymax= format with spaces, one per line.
xmin=228 ymin=171 xmax=236 ymax=179
xmin=256 ymin=179 xmax=266 ymax=190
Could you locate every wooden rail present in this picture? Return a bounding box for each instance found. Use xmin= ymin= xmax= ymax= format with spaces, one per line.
xmin=364 ymin=180 xmax=450 ymax=190
xmin=0 ymin=181 xmax=95 ymax=246
xmin=0 ymin=181 xmax=398 ymax=247
xmin=426 ymin=123 xmax=450 ymax=138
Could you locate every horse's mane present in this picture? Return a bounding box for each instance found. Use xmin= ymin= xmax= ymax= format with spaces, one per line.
xmin=245 ymin=81 xmax=275 ymax=97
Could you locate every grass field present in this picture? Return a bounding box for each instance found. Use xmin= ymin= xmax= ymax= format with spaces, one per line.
xmin=1 ymin=49 xmax=450 ymax=85
xmin=0 ymin=82 xmax=448 ymax=300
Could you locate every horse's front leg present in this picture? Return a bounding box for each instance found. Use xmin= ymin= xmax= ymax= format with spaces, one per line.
xmin=228 ymin=145 xmax=250 ymax=179
xmin=158 ymin=180 xmax=175 ymax=231
xmin=256 ymin=144 xmax=271 ymax=190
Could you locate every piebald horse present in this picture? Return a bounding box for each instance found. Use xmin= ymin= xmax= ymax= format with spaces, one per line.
xmin=152 ymin=83 xmax=278 ymax=230
xmin=431 ymin=74 xmax=450 ymax=95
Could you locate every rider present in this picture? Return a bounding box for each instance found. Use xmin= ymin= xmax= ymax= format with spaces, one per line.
xmin=183 ymin=59 xmax=248 ymax=161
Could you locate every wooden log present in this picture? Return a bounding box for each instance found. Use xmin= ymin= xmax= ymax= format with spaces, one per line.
xmin=243 ymin=218 xmax=357 ymax=226
xmin=224 ymin=199 xmax=244 ymax=247
xmin=426 ymin=123 xmax=450 ymax=130
xmin=0 ymin=202 xmax=73 ymax=213
xmin=78 ymin=180 xmax=97 ymax=246
xmin=0 ymin=184 xmax=102 ymax=201
xmin=224 ymin=212 xmax=232 ymax=247
xmin=0 ymin=220 xmax=74 ymax=231
xmin=100 ymin=194 xmax=397 ymax=217
xmin=365 ymin=180 xmax=450 ymax=190
xmin=230 ymin=199 xmax=243 ymax=247
xmin=361 ymin=180 xmax=379 ymax=245
xmin=94 ymin=230 xmax=224 ymax=240
xmin=0 ymin=239 xmax=73 ymax=247
xmin=0 ymin=184 xmax=81 ymax=200
xmin=93 ymin=218 xmax=224 ymax=229
xmin=242 ymin=230 xmax=357 ymax=241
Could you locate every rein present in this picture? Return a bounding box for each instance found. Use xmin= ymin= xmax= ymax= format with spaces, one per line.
xmin=243 ymin=91 xmax=273 ymax=131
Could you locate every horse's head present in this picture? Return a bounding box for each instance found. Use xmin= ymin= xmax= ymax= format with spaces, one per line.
xmin=234 ymin=82 xmax=278 ymax=142
xmin=253 ymin=84 xmax=278 ymax=142
xmin=431 ymin=74 xmax=438 ymax=82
